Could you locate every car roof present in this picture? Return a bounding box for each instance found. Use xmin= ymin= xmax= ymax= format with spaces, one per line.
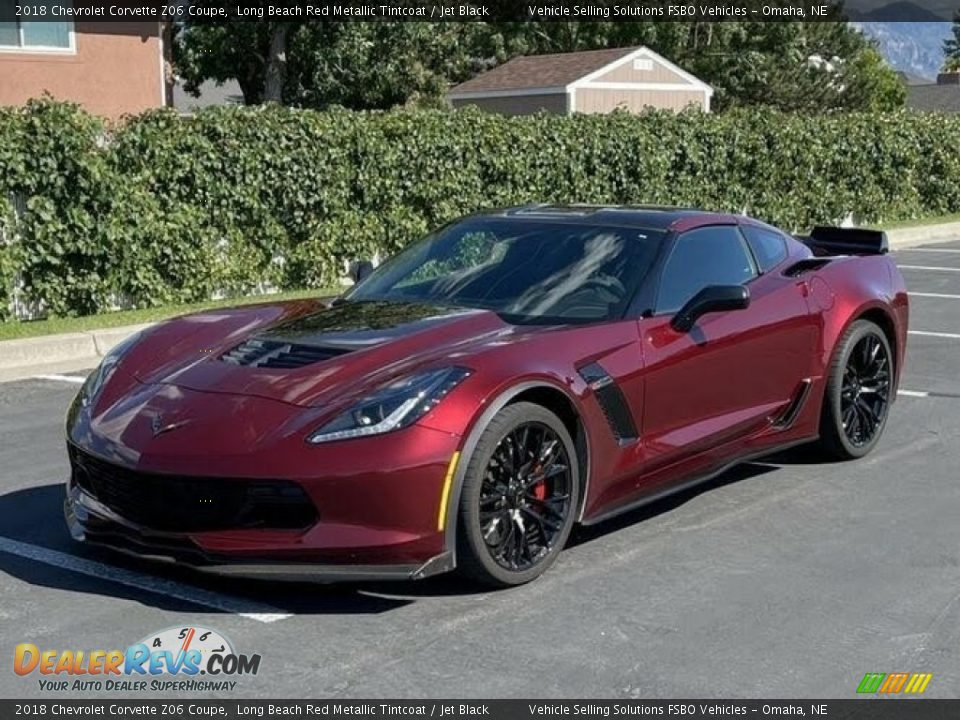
xmin=475 ymin=204 xmax=747 ymax=233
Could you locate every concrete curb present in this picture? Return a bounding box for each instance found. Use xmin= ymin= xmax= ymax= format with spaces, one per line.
xmin=0 ymin=323 xmax=153 ymax=383
xmin=886 ymin=221 xmax=960 ymax=250
xmin=0 ymin=221 xmax=957 ymax=384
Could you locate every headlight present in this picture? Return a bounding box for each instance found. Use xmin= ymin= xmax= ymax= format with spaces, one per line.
xmin=80 ymin=332 xmax=141 ymax=407
xmin=306 ymin=366 xmax=472 ymax=444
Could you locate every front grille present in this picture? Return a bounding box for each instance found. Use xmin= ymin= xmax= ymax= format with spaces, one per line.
xmin=69 ymin=446 xmax=317 ymax=533
xmin=220 ymin=339 xmax=349 ymax=369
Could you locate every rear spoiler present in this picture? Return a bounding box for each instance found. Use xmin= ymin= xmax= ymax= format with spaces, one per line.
xmin=797 ymin=226 xmax=889 ymax=256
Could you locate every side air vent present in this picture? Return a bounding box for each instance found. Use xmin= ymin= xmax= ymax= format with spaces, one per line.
xmin=578 ymin=362 xmax=639 ymax=444
xmin=783 ymin=258 xmax=832 ymax=277
xmin=221 ymin=339 xmax=349 ymax=369
xmin=772 ymin=379 xmax=812 ymax=429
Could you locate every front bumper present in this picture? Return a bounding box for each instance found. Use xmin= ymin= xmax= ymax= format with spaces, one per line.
xmin=65 ymin=378 xmax=467 ymax=582
xmin=65 ymin=486 xmax=455 ymax=582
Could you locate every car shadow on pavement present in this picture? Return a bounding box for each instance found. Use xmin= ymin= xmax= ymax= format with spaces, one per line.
xmin=759 ymin=443 xmax=836 ymax=465
xmin=0 ymin=483 xmax=430 ymax=615
xmin=568 ymin=460 xmax=780 ymax=548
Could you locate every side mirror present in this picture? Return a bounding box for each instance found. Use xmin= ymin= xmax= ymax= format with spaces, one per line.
xmin=348 ymin=260 xmax=375 ymax=284
xmin=671 ymin=285 xmax=750 ymax=333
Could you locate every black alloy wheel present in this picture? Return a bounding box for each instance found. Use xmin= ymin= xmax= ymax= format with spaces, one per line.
xmin=840 ymin=333 xmax=891 ymax=447
xmin=456 ymin=402 xmax=579 ymax=586
xmin=819 ymin=320 xmax=893 ymax=459
xmin=479 ymin=421 xmax=573 ymax=572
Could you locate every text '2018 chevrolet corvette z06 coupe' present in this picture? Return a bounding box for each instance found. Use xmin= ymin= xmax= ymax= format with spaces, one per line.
xmin=64 ymin=206 xmax=908 ymax=586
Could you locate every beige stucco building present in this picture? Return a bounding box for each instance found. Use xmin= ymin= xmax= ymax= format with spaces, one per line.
xmin=448 ymin=46 xmax=713 ymax=115
xmin=0 ymin=21 xmax=170 ymax=118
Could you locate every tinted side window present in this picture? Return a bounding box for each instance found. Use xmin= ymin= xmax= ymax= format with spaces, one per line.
xmin=656 ymin=226 xmax=757 ymax=313
xmin=742 ymin=225 xmax=788 ymax=272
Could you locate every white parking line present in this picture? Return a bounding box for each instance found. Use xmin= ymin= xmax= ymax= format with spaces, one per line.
xmin=898 ymin=389 xmax=930 ymax=398
xmin=909 ymin=330 xmax=960 ymax=339
xmin=897 ymin=248 xmax=960 ymax=253
xmin=911 ymin=292 xmax=960 ymax=300
xmin=33 ymin=374 xmax=86 ymax=384
xmin=0 ymin=536 xmax=292 ymax=623
xmin=900 ymin=265 xmax=960 ymax=273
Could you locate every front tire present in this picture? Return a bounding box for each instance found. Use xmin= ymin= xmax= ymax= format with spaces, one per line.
xmin=456 ymin=402 xmax=579 ymax=587
xmin=818 ymin=319 xmax=893 ymax=459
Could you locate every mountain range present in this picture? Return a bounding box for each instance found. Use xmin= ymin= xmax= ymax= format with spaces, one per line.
xmin=851 ymin=2 xmax=955 ymax=81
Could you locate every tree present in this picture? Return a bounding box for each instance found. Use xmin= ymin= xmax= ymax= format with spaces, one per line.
xmin=174 ymin=14 xmax=904 ymax=112
xmin=945 ymin=11 xmax=960 ymax=71
xmin=175 ymin=19 xmax=301 ymax=105
xmin=263 ymin=23 xmax=295 ymax=103
xmin=286 ymin=23 xmax=479 ymax=109
xmin=176 ymin=20 xmax=479 ymax=108
xmin=669 ymin=21 xmax=906 ymax=112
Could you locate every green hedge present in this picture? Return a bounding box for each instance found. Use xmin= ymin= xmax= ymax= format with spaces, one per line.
xmin=2 ymin=99 xmax=959 ymax=320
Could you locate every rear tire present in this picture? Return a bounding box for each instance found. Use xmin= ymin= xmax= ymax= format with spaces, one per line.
xmin=817 ymin=319 xmax=893 ymax=460
xmin=456 ymin=402 xmax=579 ymax=587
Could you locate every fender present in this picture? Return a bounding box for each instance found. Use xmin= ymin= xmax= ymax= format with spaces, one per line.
xmin=811 ymin=254 xmax=907 ymax=396
xmin=439 ymin=380 xmax=589 ymax=566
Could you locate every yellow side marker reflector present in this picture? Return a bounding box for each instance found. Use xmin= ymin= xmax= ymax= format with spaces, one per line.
xmin=437 ymin=451 xmax=461 ymax=531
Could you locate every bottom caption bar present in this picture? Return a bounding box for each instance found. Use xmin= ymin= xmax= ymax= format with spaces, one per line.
xmin=3 ymin=701 xmax=958 ymax=720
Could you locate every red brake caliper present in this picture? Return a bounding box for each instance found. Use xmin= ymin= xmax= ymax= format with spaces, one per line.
xmin=531 ymin=464 xmax=547 ymax=501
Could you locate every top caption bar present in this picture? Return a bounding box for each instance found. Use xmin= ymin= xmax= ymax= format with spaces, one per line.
xmin=2 ymin=0 xmax=957 ymax=22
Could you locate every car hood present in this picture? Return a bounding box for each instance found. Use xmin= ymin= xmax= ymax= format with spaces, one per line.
xmin=139 ymin=300 xmax=511 ymax=408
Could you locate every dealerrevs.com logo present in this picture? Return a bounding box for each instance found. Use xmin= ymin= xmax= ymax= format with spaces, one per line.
xmin=14 ymin=625 xmax=261 ymax=693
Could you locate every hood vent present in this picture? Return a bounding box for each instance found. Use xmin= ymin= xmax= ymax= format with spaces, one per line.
xmin=221 ymin=339 xmax=350 ymax=369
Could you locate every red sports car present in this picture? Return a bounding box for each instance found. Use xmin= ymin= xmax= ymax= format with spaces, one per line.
xmin=64 ymin=206 xmax=908 ymax=586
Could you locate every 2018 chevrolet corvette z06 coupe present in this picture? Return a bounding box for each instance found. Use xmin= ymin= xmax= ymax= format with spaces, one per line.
xmin=64 ymin=206 xmax=908 ymax=586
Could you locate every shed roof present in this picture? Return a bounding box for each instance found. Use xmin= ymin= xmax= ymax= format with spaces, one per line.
xmin=450 ymin=46 xmax=641 ymax=95
xmin=907 ymin=84 xmax=960 ymax=112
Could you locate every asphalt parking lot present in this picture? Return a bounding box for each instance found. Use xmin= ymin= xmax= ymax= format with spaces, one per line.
xmin=2 ymin=240 xmax=960 ymax=700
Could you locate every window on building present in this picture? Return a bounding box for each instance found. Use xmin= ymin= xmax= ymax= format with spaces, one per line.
xmin=0 ymin=0 xmax=73 ymax=50
xmin=633 ymin=58 xmax=654 ymax=71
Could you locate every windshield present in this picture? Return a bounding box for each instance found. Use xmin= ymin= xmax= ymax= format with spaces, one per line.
xmin=346 ymin=218 xmax=663 ymax=323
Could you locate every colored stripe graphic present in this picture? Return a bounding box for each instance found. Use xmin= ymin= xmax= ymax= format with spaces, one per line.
xmin=857 ymin=673 xmax=885 ymax=693
xmin=859 ymin=672 xmax=932 ymax=694
xmin=879 ymin=673 xmax=909 ymax=693
xmin=905 ymin=673 xmax=933 ymax=694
